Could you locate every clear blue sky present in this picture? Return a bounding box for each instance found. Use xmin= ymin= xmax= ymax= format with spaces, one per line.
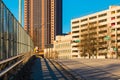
xmin=3 ymin=0 xmax=120 ymax=33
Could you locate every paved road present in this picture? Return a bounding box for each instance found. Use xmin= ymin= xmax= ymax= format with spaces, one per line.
xmin=57 ymin=59 xmax=120 ymax=80
xmin=31 ymin=57 xmax=70 ymax=80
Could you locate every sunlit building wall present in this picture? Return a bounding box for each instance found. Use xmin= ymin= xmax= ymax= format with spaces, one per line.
xmin=24 ymin=0 xmax=62 ymax=50
xmin=54 ymin=33 xmax=72 ymax=59
xmin=71 ymin=6 xmax=120 ymax=58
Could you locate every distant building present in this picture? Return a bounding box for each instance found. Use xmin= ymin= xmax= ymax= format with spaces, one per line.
xmin=71 ymin=6 xmax=120 ymax=58
xmin=53 ymin=33 xmax=72 ymax=59
xmin=24 ymin=0 xmax=62 ymax=50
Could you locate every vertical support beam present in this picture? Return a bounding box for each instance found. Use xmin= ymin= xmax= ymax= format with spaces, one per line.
xmin=19 ymin=0 xmax=22 ymax=24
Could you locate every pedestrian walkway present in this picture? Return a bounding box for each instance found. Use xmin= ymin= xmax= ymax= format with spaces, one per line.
xmin=31 ymin=57 xmax=69 ymax=80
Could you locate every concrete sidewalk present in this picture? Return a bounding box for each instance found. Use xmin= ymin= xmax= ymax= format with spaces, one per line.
xmin=31 ymin=58 xmax=69 ymax=80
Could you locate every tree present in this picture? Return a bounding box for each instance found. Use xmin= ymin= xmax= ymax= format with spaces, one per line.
xmin=80 ymin=23 xmax=102 ymax=59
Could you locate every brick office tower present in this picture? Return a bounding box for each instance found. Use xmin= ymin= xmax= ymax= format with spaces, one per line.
xmin=24 ymin=0 xmax=62 ymax=50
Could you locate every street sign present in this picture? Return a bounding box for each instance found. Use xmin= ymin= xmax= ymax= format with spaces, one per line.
xmin=113 ymin=48 xmax=118 ymax=51
xmin=104 ymin=36 xmax=110 ymax=41
xmin=74 ymin=40 xmax=80 ymax=43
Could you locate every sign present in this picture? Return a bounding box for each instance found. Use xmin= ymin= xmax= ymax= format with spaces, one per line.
xmin=73 ymin=40 xmax=80 ymax=43
xmin=113 ymin=48 xmax=118 ymax=51
xmin=104 ymin=36 xmax=110 ymax=41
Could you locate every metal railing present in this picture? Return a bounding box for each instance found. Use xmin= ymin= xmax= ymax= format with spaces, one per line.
xmin=0 ymin=54 xmax=24 ymax=77
xmin=0 ymin=0 xmax=34 ymax=79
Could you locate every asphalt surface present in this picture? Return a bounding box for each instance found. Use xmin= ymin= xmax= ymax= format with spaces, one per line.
xmin=57 ymin=59 xmax=120 ymax=80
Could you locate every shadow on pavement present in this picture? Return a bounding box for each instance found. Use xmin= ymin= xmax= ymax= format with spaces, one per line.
xmin=31 ymin=57 xmax=68 ymax=80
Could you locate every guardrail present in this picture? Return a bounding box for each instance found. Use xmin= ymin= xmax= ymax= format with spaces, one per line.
xmin=0 ymin=54 xmax=25 ymax=79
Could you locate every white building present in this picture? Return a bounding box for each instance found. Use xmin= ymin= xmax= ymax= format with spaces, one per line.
xmin=71 ymin=6 xmax=120 ymax=58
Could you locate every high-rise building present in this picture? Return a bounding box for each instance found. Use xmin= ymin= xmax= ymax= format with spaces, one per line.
xmin=24 ymin=0 xmax=62 ymax=50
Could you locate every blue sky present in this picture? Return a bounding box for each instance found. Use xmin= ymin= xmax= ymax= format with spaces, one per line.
xmin=3 ymin=0 xmax=120 ymax=33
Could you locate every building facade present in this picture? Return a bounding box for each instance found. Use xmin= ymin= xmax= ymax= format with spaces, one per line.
xmin=71 ymin=6 xmax=120 ymax=58
xmin=53 ymin=33 xmax=72 ymax=59
xmin=24 ymin=0 xmax=62 ymax=50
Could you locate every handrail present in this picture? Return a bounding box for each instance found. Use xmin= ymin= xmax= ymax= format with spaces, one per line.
xmin=0 ymin=54 xmax=24 ymax=65
xmin=0 ymin=59 xmax=23 ymax=77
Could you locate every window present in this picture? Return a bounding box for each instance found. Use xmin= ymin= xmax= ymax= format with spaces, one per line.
xmin=89 ymin=27 xmax=97 ymax=30
xmin=111 ymin=29 xmax=115 ymax=32
xmin=99 ymin=25 xmax=107 ymax=28
xmin=98 ymin=13 xmax=107 ymax=17
xmin=111 ymin=23 xmax=115 ymax=26
xmin=81 ymin=24 xmax=88 ymax=27
xmin=72 ymin=21 xmax=79 ymax=24
xmin=111 ymin=17 xmax=115 ymax=20
xmin=118 ymin=38 xmax=120 ymax=42
xmin=72 ymin=36 xmax=79 ymax=38
xmin=117 ymin=22 xmax=120 ymax=25
xmin=89 ymin=21 xmax=97 ymax=25
xmin=117 ymin=34 xmax=120 ymax=37
xmin=81 ymin=29 xmax=87 ymax=32
xmin=81 ymin=34 xmax=88 ymax=37
xmin=117 ymin=9 xmax=120 ymax=13
xmin=72 ymin=31 xmax=79 ymax=33
xmin=111 ymin=40 xmax=115 ymax=43
xmin=72 ymin=50 xmax=78 ymax=53
xmin=117 ymin=15 xmax=120 ymax=19
xmin=111 ymin=11 xmax=115 ymax=14
xmin=117 ymin=28 xmax=120 ymax=30
xmin=99 ymin=19 xmax=107 ymax=23
xmin=89 ymin=16 xmax=97 ymax=20
xmin=72 ymin=26 xmax=79 ymax=29
xmin=111 ymin=35 xmax=115 ymax=37
xmin=81 ymin=18 xmax=88 ymax=22
xmin=99 ymin=30 xmax=107 ymax=34
xmin=72 ymin=55 xmax=78 ymax=57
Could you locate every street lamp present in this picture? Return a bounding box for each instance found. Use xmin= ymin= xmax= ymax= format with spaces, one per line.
xmin=19 ymin=0 xmax=22 ymax=24
xmin=104 ymin=35 xmax=111 ymax=57
xmin=115 ymin=25 xmax=118 ymax=58
xmin=104 ymin=24 xmax=118 ymax=58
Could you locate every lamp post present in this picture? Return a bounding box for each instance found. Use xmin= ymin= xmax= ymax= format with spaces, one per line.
xmin=115 ymin=25 xmax=118 ymax=58
xmin=104 ymin=24 xmax=118 ymax=58
xmin=104 ymin=35 xmax=111 ymax=58
xmin=19 ymin=0 xmax=22 ymax=24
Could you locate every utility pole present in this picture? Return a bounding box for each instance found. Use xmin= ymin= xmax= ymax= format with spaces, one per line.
xmin=19 ymin=0 xmax=22 ymax=24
